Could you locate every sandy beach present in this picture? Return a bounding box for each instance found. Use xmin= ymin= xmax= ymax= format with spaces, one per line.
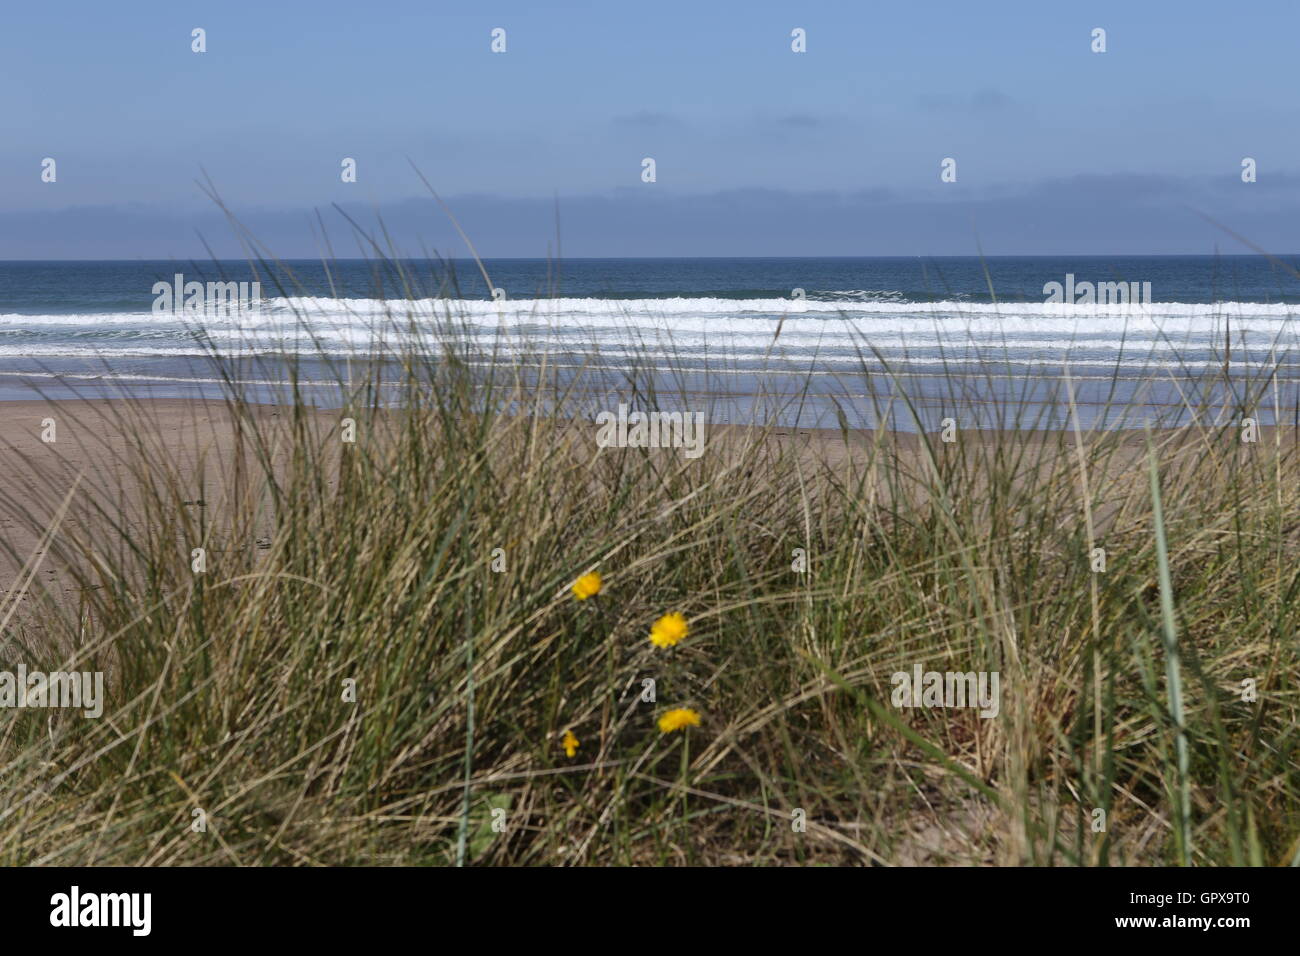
xmin=3 ymin=395 xmax=1287 ymax=611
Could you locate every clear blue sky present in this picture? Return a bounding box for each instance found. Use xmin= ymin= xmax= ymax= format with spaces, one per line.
xmin=3 ymin=0 xmax=1298 ymax=257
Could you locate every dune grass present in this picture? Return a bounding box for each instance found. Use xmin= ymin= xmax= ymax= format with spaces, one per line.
xmin=0 ymin=252 xmax=1297 ymax=866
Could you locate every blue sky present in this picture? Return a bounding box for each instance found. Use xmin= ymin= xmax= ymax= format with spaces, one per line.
xmin=3 ymin=0 xmax=1299 ymax=257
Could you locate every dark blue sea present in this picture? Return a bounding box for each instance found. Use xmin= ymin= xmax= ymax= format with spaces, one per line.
xmin=2 ymin=255 xmax=1299 ymax=429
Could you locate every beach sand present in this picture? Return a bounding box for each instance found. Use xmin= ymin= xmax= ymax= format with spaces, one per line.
xmin=0 ymin=397 xmax=1288 ymax=613
xmin=0 ymin=399 xmax=320 ymax=611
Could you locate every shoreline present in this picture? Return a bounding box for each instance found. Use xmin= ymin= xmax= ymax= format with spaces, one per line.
xmin=0 ymin=375 xmax=1294 ymax=434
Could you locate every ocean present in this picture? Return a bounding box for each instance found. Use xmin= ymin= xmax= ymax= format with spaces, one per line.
xmin=2 ymin=255 xmax=1299 ymax=430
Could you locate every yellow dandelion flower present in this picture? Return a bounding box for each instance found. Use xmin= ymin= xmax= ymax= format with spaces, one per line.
xmin=571 ymin=571 xmax=603 ymax=601
xmin=658 ymin=708 xmax=701 ymax=733
xmin=649 ymin=611 xmax=689 ymax=648
xmin=561 ymin=729 xmax=579 ymax=758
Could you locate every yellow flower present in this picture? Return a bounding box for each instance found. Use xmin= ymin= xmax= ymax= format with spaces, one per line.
xmin=561 ymin=729 xmax=579 ymax=758
xmin=658 ymin=708 xmax=701 ymax=733
xmin=571 ymin=571 xmax=603 ymax=601
xmin=649 ymin=611 xmax=688 ymax=648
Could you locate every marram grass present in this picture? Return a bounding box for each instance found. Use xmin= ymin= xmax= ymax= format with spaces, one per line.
xmin=0 ymin=256 xmax=1297 ymax=866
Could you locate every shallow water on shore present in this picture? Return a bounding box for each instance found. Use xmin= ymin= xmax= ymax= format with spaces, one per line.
xmin=0 ymin=353 xmax=1293 ymax=432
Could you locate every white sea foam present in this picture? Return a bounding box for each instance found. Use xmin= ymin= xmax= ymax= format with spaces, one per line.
xmin=0 ymin=297 xmax=1297 ymax=363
